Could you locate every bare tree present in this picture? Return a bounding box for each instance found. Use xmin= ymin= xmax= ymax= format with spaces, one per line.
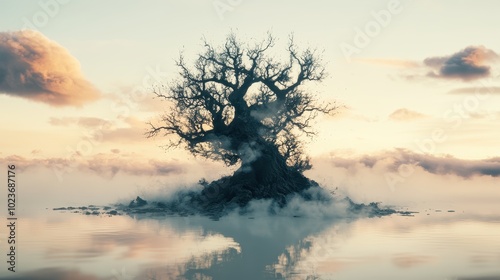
xmin=148 ymin=33 xmax=336 ymax=206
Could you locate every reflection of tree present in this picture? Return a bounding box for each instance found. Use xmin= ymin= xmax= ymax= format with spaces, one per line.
xmin=133 ymin=216 xmax=342 ymax=280
xmin=183 ymin=247 xmax=240 ymax=279
xmin=268 ymin=239 xmax=316 ymax=279
xmin=138 ymin=247 xmax=239 ymax=280
xmin=269 ymin=223 xmax=353 ymax=280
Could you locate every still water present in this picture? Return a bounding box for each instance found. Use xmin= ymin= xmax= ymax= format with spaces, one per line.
xmin=1 ymin=206 xmax=499 ymax=280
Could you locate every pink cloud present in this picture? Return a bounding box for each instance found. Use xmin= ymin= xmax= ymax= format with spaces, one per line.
xmin=0 ymin=30 xmax=100 ymax=106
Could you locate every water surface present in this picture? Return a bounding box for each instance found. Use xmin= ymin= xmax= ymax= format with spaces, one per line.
xmin=1 ymin=207 xmax=499 ymax=280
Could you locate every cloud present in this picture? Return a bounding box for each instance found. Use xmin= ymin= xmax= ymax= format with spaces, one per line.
xmin=412 ymin=154 xmax=500 ymax=178
xmin=94 ymin=116 xmax=149 ymax=143
xmin=467 ymin=110 xmax=500 ymax=120
xmin=448 ymin=86 xmax=500 ymax=94
xmin=101 ymin=126 xmax=146 ymax=143
xmin=77 ymin=117 xmax=110 ymax=128
xmin=424 ymin=46 xmax=498 ymax=81
xmin=388 ymin=108 xmax=426 ymax=121
xmin=48 ymin=115 xmax=149 ymax=144
xmin=353 ymin=58 xmax=419 ymax=68
xmin=84 ymin=153 xmax=182 ymax=177
xmin=0 ymin=30 xmax=100 ymax=106
xmin=326 ymin=149 xmax=500 ymax=179
xmin=1 ymin=153 xmax=184 ymax=178
xmin=49 ymin=117 xmax=111 ymax=128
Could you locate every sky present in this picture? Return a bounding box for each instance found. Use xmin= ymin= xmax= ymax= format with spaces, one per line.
xmin=0 ymin=0 xmax=499 ymax=208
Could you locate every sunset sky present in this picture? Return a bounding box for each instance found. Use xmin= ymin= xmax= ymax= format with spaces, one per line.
xmin=1 ymin=0 xmax=499 ymax=209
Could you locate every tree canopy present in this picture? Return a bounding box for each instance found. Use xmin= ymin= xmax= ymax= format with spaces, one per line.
xmin=148 ymin=33 xmax=335 ymax=173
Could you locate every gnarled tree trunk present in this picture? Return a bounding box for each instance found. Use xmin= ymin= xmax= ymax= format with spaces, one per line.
xmin=204 ymin=139 xmax=313 ymax=207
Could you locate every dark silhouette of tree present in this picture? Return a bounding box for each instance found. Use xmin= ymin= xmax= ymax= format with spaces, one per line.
xmin=147 ymin=33 xmax=336 ymax=209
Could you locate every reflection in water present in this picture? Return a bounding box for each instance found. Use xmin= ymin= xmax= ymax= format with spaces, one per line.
xmin=0 ymin=268 xmax=102 ymax=280
xmin=132 ymin=215 xmax=337 ymax=280
xmin=1 ymin=211 xmax=500 ymax=280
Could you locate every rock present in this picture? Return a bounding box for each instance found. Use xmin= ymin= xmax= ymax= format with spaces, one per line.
xmin=398 ymin=211 xmax=418 ymax=216
xmin=129 ymin=196 xmax=148 ymax=208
